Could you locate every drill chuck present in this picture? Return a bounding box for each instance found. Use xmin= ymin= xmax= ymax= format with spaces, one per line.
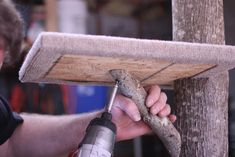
xmin=78 ymin=112 xmax=117 ymax=157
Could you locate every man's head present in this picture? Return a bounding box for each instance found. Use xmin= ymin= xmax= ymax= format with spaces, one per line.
xmin=0 ymin=0 xmax=23 ymax=70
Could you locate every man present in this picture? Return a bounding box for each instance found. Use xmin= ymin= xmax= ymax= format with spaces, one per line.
xmin=0 ymin=0 xmax=176 ymax=157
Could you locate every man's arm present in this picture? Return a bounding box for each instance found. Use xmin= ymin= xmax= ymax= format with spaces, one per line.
xmin=1 ymin=111 xmax=103 ymax=157
xmin=0 ymin=85 xmax=175 ymax=157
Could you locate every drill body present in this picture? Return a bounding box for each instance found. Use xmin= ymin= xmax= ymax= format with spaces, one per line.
xmin=78 ymin=82 xmax=118 ymax=157
xmin=78 ymin=112 xmax=116 ymax=157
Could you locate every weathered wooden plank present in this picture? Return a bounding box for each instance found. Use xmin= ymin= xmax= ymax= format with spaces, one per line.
xmin=19 ymin=32 xmax=235 ymax=85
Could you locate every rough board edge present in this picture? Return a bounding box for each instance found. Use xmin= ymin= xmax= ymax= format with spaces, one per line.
xmin=19 ymin=34 xmax=42 ymax=81
xmin=39 ymin=32 xmax=235 ymax=63
xmin=19 ymin=33 xmax=62 ymax=82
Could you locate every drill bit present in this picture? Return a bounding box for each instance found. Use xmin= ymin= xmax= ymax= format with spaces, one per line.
xmin=106 ymin=81 xmax=119 ymax=113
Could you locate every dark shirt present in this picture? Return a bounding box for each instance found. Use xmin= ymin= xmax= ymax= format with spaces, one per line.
xmin=0 ymin=95 xmax=23 ymax=145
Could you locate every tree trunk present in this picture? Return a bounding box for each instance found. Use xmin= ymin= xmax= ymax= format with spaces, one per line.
xmin=174 ymin=74 xmax=229 ymax=157
xmin=172 ymin=0 xmax=225 ymax=44
xmin=172 ymin=0 xmax=229 ymax=156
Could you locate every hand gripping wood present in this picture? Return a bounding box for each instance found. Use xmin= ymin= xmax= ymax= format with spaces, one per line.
xmin=110 ymin=69 xmax=181 ymax=157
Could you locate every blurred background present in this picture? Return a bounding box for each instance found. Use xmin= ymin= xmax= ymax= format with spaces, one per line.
xmin=0 ymin=0 xmax=235 ymax=156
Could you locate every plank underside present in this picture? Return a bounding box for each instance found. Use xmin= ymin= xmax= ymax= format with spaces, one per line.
xmin=46 ymin=54 xmax=215 ymax=85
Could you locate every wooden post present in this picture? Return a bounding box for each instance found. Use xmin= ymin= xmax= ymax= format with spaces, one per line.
xmin=172 ymin=0 xmax=228 ymax=156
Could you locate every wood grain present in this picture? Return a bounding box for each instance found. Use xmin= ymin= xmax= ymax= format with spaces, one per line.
xmin=45 ymin=54 xmax=215 ymax=85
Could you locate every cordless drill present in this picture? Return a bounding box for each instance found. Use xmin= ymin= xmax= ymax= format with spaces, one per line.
xmin=77 ymin=82 xmax=119 ymax=157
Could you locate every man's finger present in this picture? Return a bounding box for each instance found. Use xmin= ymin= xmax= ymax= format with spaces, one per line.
xmin=158 ymin=104 xmax=171 ymax=117
xmin=145 ymin=85 xmax=161 ymax=107
xmin=168 ymin=114 xmax=177 ymax=123
xmin=150 ymin=92 xmax=167 ymax=115
xmin=113 ymin=94 xmax=141 ymax=121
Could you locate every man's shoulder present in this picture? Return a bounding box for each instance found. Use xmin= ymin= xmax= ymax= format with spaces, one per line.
xmin=0 ymin=95 xmax=23 ymax=145
xmin=0 ymin=95 xmax=11 ymax=126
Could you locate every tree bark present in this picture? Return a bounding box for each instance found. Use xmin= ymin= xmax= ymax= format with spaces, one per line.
xmin=172 ymin=0 xmax=225 ymax=44
xmin=174 ymin=74 xmax=229 ymax=157
xmin=110 ymin=69 xmax=181 ymax=157
xmin=172 ymin=0 xmax=228 ymax=156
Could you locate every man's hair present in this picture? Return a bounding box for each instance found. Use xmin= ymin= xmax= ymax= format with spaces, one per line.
xmin=0 ymin=0 xmax=23 ymax=69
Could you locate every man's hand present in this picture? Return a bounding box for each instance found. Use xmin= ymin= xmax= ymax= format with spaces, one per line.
xmin=112 ymin=85 xmax=176 ymax=141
